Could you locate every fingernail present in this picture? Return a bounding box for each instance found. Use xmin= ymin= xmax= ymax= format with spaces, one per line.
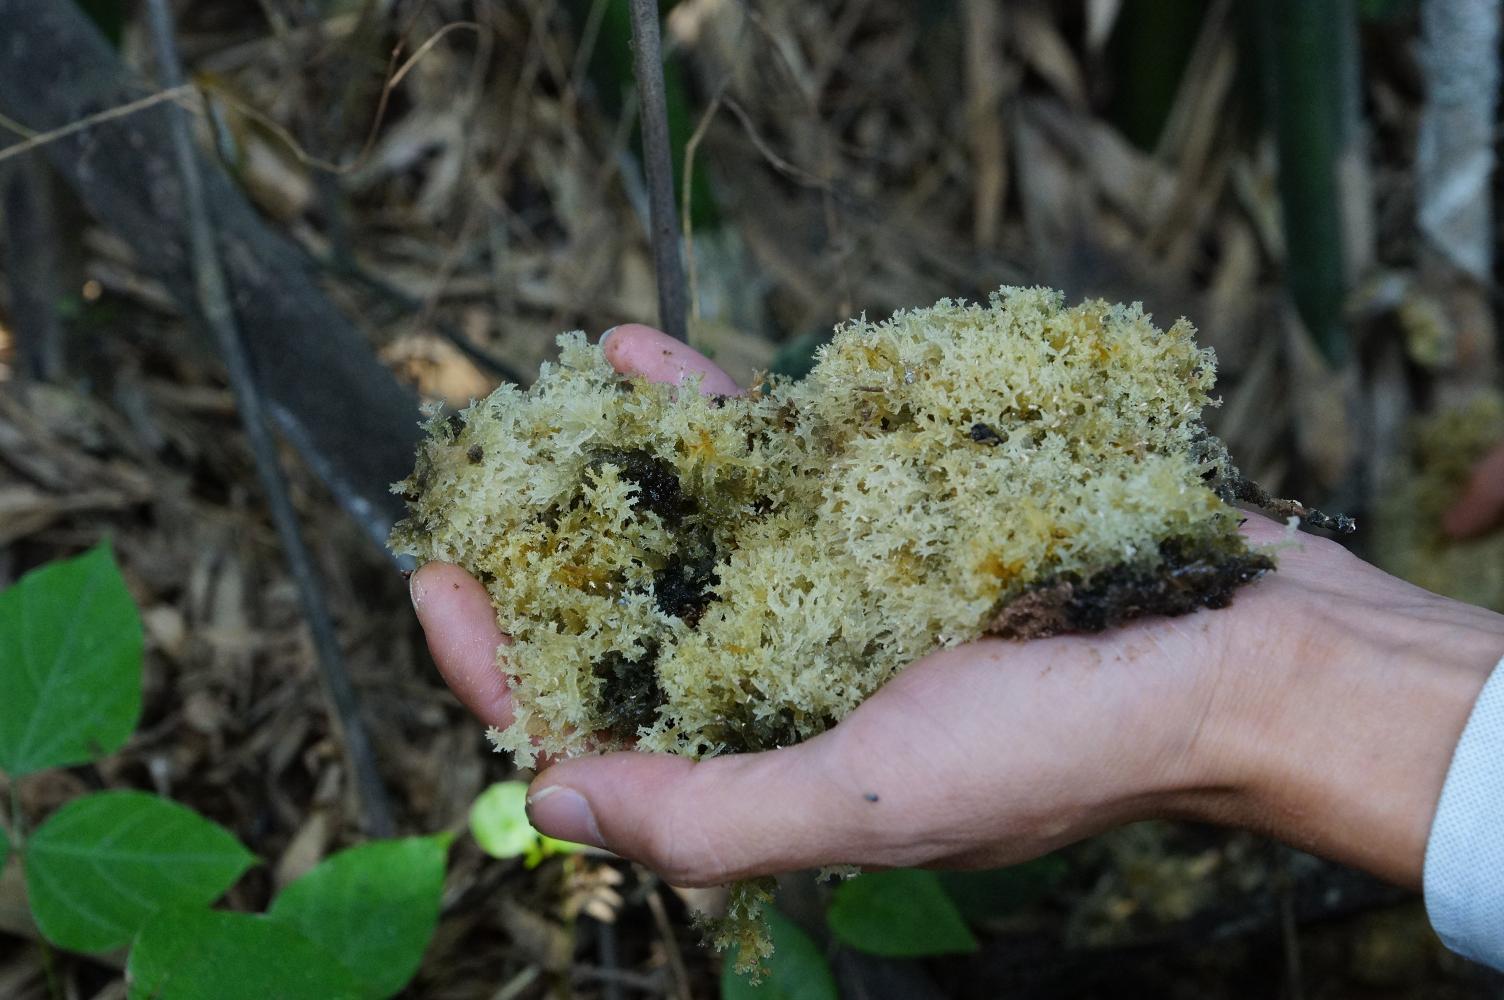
xmin=598 ymin=326 xmax=620 ymax=347
xmin=527 ymin=784 xmax=605 ymax=848
xmin=409 ymin=569 xmax=426 ymax=610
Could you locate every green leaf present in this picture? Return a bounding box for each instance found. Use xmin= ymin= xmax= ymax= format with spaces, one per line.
xmin=0 ymin=543 xmax=142 ymax=778
xmin=470 ymin=782 xmax=537 ymax=859
xmin=267 ymin=836 xmax=450 ymax=999
xmin=470 ymin=781 xmax=582 ymax=867
xmin=723 ymin=906 xmax=837 ymax=1000
xmin=127 ymin=907 xmax=363 ymax=1000
xmin=26 ymin=791 xmax=255 ymax=952
xmin=936 ymin=856 xmax=1069 ymax=923
xmin=827 ymin=869 xmax=978 ymax=957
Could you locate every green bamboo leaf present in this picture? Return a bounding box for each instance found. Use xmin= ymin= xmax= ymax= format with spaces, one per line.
xmin=0 ymin=543 xmax=142 ymax=778
xmin=723 ymin=905 xmax=837 ymax=1000
xmin=827 ymin=869 xmax=978 ymax=957
xmin=26 ymin=791 xmax=255 ymax=952
xmin=267 ymin=835 xmax=450 ymax=999
xmin=127 ymin=907 xmax=363 ymax=1000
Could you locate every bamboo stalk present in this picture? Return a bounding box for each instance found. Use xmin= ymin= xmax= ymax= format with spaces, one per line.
xmin=1268 ymin=0 xmax=1358 ymax=365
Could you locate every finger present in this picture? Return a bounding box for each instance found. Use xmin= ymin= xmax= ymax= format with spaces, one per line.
xmin=1443 ymin=442 xmax=1504 ymax=539
xmin=524 ymin=733 xmax=938 ymax=886
xmin=601 ymin=323 xmax=742 ymax=396
xmin=410 ymin=562 xmax=514 ymax=729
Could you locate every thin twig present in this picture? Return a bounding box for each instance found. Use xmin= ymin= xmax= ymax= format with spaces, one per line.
xmin=1278 ymin=853 xmax=1306 ymax=1000
xmin=0 ymin=87 xmax=194 ymax=165
xmin=645 ymin=885 xmax=693 ymax=1000
xmin=627 ymin=0 xmax=687 ymax=342
xmin=722 ymin=97 xmax=829 ymax=189
xmin=0 ymin=18 xmax=478 ymax=176
xmin=145 ymin=0 xmax=395 ymax=836
xmin=202 ymin=20 xmax=480 ymax=176
xmin=1224 ymin=475 xmax=1357 ymax=534
xmin=591 ymin=916 xmax=624 ymax=1000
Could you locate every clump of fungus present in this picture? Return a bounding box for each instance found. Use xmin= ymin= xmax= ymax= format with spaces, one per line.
xmin=391 ymin=287 xmax=1276 ymax=768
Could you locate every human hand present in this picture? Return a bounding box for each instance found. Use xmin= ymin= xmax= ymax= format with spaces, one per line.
xmin=411 ymin=326 xmax=1504 ymax=891
xmin=1443 ymin=441 xmax=1504 ymax=540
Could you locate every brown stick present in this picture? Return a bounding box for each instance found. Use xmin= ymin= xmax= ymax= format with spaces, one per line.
xmin=627 ymin=0 xmax=688 ymax=342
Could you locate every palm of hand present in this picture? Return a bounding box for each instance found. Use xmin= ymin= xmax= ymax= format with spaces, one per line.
xmin=409 ymin=324 xmax=1398 ymax=886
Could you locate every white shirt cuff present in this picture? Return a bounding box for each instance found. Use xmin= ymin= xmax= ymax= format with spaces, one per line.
xmin=1424 ymin=654 xmax=1504 ymax=969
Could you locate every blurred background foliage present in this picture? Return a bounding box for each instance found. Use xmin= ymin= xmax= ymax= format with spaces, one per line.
xmin=1 ymin=0 xmax=1503 ymax=996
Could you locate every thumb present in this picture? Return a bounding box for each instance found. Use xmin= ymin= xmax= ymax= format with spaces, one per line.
xmin=601 ymin=323 xmax=743 ymax=396
xmin=524 ymin=739 xmax=921 ymax=886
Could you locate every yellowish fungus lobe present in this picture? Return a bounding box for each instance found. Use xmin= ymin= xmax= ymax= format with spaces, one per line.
xmin=391 ymin=288 xmax=1273 ymax=768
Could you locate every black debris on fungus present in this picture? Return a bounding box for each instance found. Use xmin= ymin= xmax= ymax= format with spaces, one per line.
xmin=652 ymin=543 xmax=720 ymax=626
xmin=970 ymin=422 xmax=1005 ymax=445
xmin=593 ymin=643 xmax=665 ymax=739
xmin=467 ymin=444 xmax=484 ymax=464
xmin=988 ymin=535 xmax=1275 ymax=639
xmin=589 ymin=447 xmax=698 ymax=525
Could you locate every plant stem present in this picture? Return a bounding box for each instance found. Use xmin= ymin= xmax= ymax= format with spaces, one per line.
xmin=144 ymin=0 xmax=395 ymax=836
xmin=627 ymin=0 xmax=687 ymax=342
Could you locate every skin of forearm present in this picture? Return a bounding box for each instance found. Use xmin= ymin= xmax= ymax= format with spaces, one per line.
xmin=1168 ymin=542 xmax=1504 ymax=888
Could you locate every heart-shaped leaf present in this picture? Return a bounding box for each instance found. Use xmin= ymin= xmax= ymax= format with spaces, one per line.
xmin=127 ymin=907 xmax=363 ymax=1000
xmin=0 ymin=543 xmax=142 ymax=778
xmin=723 ymin=905 xmax=837 ymax=1000
xmin=267 ymin=835 xmax=450 ymax=998
xmin=26 ymin=791 xmax=255 ymax=952
xmin=827 ymin=868 xmax=978 ymax=957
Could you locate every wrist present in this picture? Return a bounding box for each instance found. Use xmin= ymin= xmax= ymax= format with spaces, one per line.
xmin=1179 ymin=556 xmax=1504 ymax=887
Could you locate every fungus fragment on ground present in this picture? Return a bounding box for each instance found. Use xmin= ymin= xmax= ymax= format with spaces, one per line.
xmin=391 ymin=287 xmax=1274 ymax=767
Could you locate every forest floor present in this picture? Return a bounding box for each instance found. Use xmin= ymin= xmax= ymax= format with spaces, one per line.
xmin=2 ymin=1 xmax=1502 ymax=997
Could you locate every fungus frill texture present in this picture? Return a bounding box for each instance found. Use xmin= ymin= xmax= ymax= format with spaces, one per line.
xmin=391 ymin=288 xmax=1272 ymax=767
